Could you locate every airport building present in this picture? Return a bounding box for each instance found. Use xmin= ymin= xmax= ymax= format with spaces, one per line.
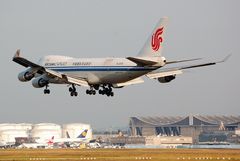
xmin=129 ymin=115 xmax=240 ymax=143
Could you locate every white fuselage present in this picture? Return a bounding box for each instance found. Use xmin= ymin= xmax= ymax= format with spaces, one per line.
xmin=53 ymin=137 xmax=88 ymax=143
xmin=38 ymin=55 xmax=160 ymax=85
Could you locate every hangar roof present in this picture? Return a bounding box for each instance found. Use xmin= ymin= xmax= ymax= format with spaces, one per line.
xmin=130 ymin=115 xmax=240 ymax=126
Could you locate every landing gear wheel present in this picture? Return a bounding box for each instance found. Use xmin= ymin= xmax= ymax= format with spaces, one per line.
xmin=86 ymin=87 xmax=96 ymax=96
xmin=74 ymin=92 xmax=78 ymax=96
xmin=44 ymin=89 xmax=50 ymax=94
xmin=70 ymin=91 xmax=78 ymax=96
xmin=86 ymin=89 xmax=90 ymax=94
xmin=110 ymin=92 xmax=114 ymax=97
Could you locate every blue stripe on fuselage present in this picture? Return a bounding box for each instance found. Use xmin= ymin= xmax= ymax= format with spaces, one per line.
xmin=46 ymin=66 xmax=157 ymax=72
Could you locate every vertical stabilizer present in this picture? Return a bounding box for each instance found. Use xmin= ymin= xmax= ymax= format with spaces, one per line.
xmin=77 ymin=129 xmax=88 ymax=138
xmin=138 ymin=17 xmax=168 ymax=57
xmin=66 ymin=131 xmax=71 ymax=138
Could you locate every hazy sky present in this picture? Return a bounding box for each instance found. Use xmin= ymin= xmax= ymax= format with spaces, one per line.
xmin=0 ymin=0 xmax=239 ymax=129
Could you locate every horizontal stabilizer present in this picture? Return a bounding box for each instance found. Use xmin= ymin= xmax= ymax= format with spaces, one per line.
xmin=127 ymin=57 xmax=158 ymax=66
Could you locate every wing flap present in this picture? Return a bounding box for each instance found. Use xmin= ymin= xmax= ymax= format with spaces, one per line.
xmin=113 ymin=77 xmax=144 ymax=87
xmin=45 ymin=68 xmax=63 ymax=78
xmin=64 ymin=75 xmax=89 ymax=87
xmin=146 ymin=69 xmax=183 ymax=79
xmin=46 ymin=68 xmax=89 ymax=87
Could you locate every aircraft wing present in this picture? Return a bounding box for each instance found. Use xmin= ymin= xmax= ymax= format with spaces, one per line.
xmin=146 ymin=55 xmax=231 ymax=79
xmin=12 ymin=50 xmax=89 ymax=87
xmin=45 ymin=69 xmax=89 ymax=87
xmin=13 ymin=49 xmax=41 ymax=68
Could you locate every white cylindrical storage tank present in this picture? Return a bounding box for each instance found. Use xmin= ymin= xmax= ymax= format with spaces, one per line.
xmin=0 ymin=123 xmax=32 ymax=143
xmin=31 ymin=123 xmax=62 ymax=140
xmin=0 ymin=123 xmax=32 ymax=131
xmin=62 ymin=123 xmax=92 ymax=140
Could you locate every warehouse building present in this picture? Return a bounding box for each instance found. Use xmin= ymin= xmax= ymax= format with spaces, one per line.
xmin=129 ymin=115 xmax=240 ymax=143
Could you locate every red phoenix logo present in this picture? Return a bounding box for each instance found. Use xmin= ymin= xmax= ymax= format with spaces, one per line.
xmin=151 ymin=27 xmax=164 ymax=52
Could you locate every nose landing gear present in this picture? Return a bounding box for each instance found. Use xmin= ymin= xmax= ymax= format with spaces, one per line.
xmin=44 ymin=85 xmax=50 ymax=94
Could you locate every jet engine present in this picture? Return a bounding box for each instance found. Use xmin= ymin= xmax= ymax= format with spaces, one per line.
xmin=32 ymin=77 xmax=49 ymax=88
xmin=158 ymin=75 xmax=176 ymax=83
xmin=18 ymin=71 xmax=35 ymax=82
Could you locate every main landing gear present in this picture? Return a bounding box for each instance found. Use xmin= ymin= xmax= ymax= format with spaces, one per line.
xmin=86 ymin=87 xmax=96 ymax=95
xmin=43 ymin=84 xmax=114 ymax=97
xmin=85 ymin=84 xmax=114 ymax=97
xmin=99 ymin=85 xmax=114 ymax=97
xmin=69 ymin=84 xmax=78 ymax=96
xmin=43 ymin=85 xmax=50 ymax=94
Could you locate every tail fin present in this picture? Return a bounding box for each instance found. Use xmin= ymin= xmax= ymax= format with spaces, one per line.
xmin=77 ymin=129 xmax=88 ymax=138
xmin=138 ymin=17 xmax=169 ymax=57
xmin=47 ymin=136 xmax=54 ymax=145
xmin=66 ymin=131 xmax=71 ymax=138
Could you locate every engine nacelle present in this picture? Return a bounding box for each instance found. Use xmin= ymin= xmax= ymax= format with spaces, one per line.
xmin=32 ymin=77 xmax=49 ymax=88
xmin=18 ymin=71 xmax=34 ymax=82
xmin=158 ymin=75 xmax=176 ymax=83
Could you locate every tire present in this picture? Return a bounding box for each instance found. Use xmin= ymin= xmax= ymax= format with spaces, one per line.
xmin=110 ymin=92 xmax=114 ymax=97
xmin=74 ymin=92 xmax=78 ymax=96
xmin=89 ymin=90 xmax=93 ymax=95
xmin=86 ymin=90 xmax=89 ymax=94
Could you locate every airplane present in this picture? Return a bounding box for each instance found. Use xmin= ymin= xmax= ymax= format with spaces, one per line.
xmin=53 ymin=129 xmax=90 ymax=147
xmin=0 ymin=141 xmax=15 ymax=148
xmin=18 ymin=136 xmax=54 ymax=149
xmin=12 ymin=17 xmax=230 ymax=97
xmin=35 ymin=136 xmax=54 ymax=145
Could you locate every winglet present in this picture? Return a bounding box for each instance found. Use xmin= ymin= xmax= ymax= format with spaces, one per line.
xmin=218 ymin=54 xmax=231 ymax=63
xmin=14 ymin=49 xmax=21 ymax=58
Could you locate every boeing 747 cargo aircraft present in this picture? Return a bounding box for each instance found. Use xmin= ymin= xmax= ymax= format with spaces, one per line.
xmin=13 ymin=17 xmax=229 ymax=97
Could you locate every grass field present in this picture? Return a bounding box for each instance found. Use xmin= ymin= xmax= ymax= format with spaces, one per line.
xmin=0 ymin=149 xmax=239 ymax=161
